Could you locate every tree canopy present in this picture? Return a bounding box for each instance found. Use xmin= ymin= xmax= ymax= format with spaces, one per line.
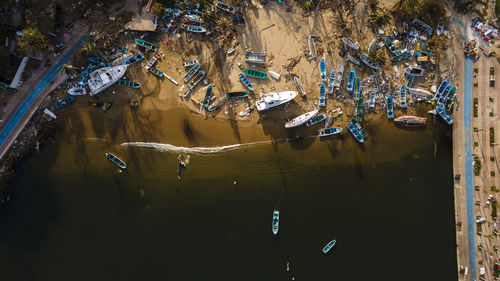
xmin=16 ymin=27 xmax=49 ymax=56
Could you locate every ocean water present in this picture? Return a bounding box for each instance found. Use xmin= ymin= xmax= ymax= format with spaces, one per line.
xmin=0 ymin=116 xmax=457 ymax=281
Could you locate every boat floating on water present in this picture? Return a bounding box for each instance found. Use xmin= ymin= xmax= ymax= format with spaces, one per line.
xmin=239 ymin=73 xmax=254 ymax=91
xmin=67 ymin=86 xmax=87 ymax=96
xmin=106 ymin=152 xmax=126 ymax=169
xmin=347 ymin=121 xmax=365 ymax=143
xmin=88 ymin=65 xmax=127 ymax=96
xmin=318 ymin=127 xmax=342 ymax=137
xmin=272 ymin=210 xmax=279 ymax=235
xmin=394 ymin=115 xmax=427 ymax=127
xmin=255 ymin=91 xmax=297 ymax=111
xmin=320 ymin=58 xmax=327 ymax=83
xmin=322 ymin=239 xmax=336 ymax=254
xmin=285 ymin=109 xmax=319 ymax=128
xmin=436 ymin=105 xmax=454 ymax=125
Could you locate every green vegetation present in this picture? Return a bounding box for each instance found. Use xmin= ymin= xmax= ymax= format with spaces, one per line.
xmin=392 ymin=0 xmax=448 ymax=28
xmin=479 ymin=260 xmax=484 ymax=265
xmin=477 ymin=223 xmax=483 ymax=235
xmin=474 ymin=98 xmax=478 ymax=117
xmin=16 ymin=27 xmax=49 ymax=56
xmin=474 ymin=156 xmax=482 ymax=176
xmin=301 ymin=1 xmax=313 ymax=13
xmin=475 ymin=68 xmax=479 ymax=73
xmin=151 ymin=2 xmax=164 ymax=15
xmin=476 ymin=185 xmax=481 ymax=191
xmin=491 ymin=127 xmax=495 ymax=145
xmin=491 ymin=157 xmax=495 ymax=162
xmin=369 ymin=52 xmax=386 ymax=66
xmin=201 ymin=10 xmax=218 ymax=25
xmin=491 ymin=97 xmax=495 ymax=103
xmin=492 ymin=171 xmax=496 ymax=177
xmin=492 ymin=200 xmax=497 ymax=219
xmin=493 ymin=186 xmax=500 ymax=192
xmin=369 ymin=12 xmax=391 ymax=26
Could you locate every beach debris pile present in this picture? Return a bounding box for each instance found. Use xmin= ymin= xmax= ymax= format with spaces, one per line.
xmin=471 ymin=17 xmax=498 ymax=43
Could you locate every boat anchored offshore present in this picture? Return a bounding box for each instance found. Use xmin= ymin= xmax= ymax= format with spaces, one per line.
xmin=327 ymin=70 xmax=336 ymax=95
xmin=294 ymin=76 xmax=307 ymax=100
xmin=319 ymin=83 xmax=326 ymax=107
xmin=88 ymin=65 xmax=127 ymax=96
xmin=322 ymin=239 xmax=336 ymax=254
xmin=318 ymin=127 xmax=342 ymax=137
xmin=387 ymin=94 xmax=394 ymax=119
xmin=239 ymin=73 xmax=254 ymax=91
xmin=106 ymin=152 xmax=126 ymax=169
xmin=285 ymin=109 xmax=319 ymax=128
xmin=243 ymin=69 xmax=267 ymax=79
xmin=305 ymin=113 xmax=327 ymax=127
xmin=394 ymin=115 xmax=427 ymax=127
xmin=346 ymin=67 xmax=355 ymax=92
xmin=255 ymin=91 xmax=297 ymax=111
xmin=320 ymin=58 xmax=327 ymax=83
xmin=272 ymin=210 xmax=279 ymax=235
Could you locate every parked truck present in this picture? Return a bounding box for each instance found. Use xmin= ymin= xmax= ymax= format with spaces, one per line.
xmin=491 ymin=67 xmax=495 ymax=87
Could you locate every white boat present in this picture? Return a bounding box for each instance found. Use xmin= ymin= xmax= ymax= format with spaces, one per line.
xmin=268 ymin=70 xmax=281 ymax=80
xmin=293 ymin=76 xmax=307 ymax=99
xmin=341 ymin=37 xmax=360 ymax=50
xmin=43 ymin=108 xmax=57 ymax=119
xmin=407 ymin=87 xmax=433 ymax=99
xmin=272 ymin=210 xmax=279 ymax=235
xmin=334 ymin=64 xmax=344 ymax=88
xmin=255 ymin=91 xmax=297 ymax=111
xmin=308 ymin=35 xmax=317 ymax=59
xmin=215 ymin=1 xmax=237 ymax=13
xmin=88 ymin=65 xmax=127 ymax=96
xmin=346 ymin=55 xmax=360 ymax=66
xmin=285 ymin=109 xmax=319 ymax=128
xmin=67 ymin=86 xmax=87 ymax=96
xmin=404 ymin=66 xmax=425 ymax=77
xmin=246 ymin=52 xmax=266 ymax=65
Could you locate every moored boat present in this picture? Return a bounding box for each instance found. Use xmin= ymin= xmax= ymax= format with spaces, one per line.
xmin=322 ymin=240 xmax=336 ymax=254
xmin=394 ymin=115 xmax=427 ymax=127
xmin=183 ymin=60 xmax=198 ymax=67
xmin=285 ymin=109 xmax=319 ymax=128
xmin=54 ymin=96 xmax=75 ymax=109
xmin=327 ymin=70 xmax=336 ymax=95
xmin=118 ymin=79 xmax=141 ymax=88
xmin=305 ymin=113 xmax=327 ymax=127
xmin=186 ymin=25 xmax=207 ymax=33
xmin=243 ymin=69 xmax=267 ymax=79
xmin=346 ymin=67 xmax=355 ymax=92
xmin=202 ymin=85 xmax=213 ymax=109
xmin=67 ymin=86 xmax=87 ymax=96
xmin=105 ymin=152 xmax=127 ymax=169
xmin=319 ymin=83 xmax=326 ymax=107
xmin=358 ymin=53 xmax=379 ymax=70
xmin=255 ymin=91 xmax=297 ymax=111
xmin=387 ymin=94 xmax=394 ymax=119
xmin=226 ymin=91 xmax=249 ymax=99
xmin=239 ymin=73 xmax=254 ymax=91
xmin=135 ymin=39 xmax=158 ymax=51
xmin=320 ymin=58 xmax=327 ymax=83
xmin=318 ymin=127 xmax=342 ymax=137
xmin=294 ymin=76 xmax=307 ymax=100
xmin=272 ymin=210 xmax=279 ymax=235
xmin=183 ymin=63 xmax=201 ymax=82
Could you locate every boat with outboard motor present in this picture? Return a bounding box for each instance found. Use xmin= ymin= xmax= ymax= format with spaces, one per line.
xmin=318 ymin=127 xmax=343 ymax=137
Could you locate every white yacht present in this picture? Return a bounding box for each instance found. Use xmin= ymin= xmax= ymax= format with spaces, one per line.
xmin=255 ymin=91 xmax=297 ymax=111
xmin=285 ymin=109 xmax=319 ymax=128
xmin=88 ymin=65 xmax=127 ymax=96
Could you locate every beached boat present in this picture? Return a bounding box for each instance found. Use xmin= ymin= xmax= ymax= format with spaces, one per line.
xmin=369 ymin=92 xmax=376 ymax=108
xmin=319 ymin=83 xmax=326 ymax=107
xmin=394 ymin=115 xmax=427 ymax=127
xmin=334 ymin=64 xmax=344 ymax=88
xmin=318 ymin=127 xmax=342 ymax=137
xmin=149 ymin=67 xmax=164 ymax=77
xmin=272 ymin=210 xmax=279 ymax=235
xmin=122 ymin=53 xmax=145 ymax=66
xmin=446 ymin=92 xmax=456 ymax=112
xmin=294 ymin=76 xmax=307 ymax=100
xmin=320 ymin=58 xmax=327 ymax=83
xmin=408 ymin=87 xmax=433 ymax=99
xmin=285 ymin=109 xmax=319 ymax=128
xmin=407 ymin=74 xmax=415 ymax=88
xmin=399 ymin=85 xmax=407 ymax=109
xmin=440 ymin=85 xmax=455 ymax=107
xmin=255 ymin=91 xmax=297 ymax=111
xmin=207 ymin=96 xmax=227 ymax=112
xmin=183 ymin=63 xmax=201 ymax=82
xmin=384 ymin=37 xmax=401 ymax=56
xmin=346 ymin=55 xmax=360 ymax=66
xmin=246 ymin=53 xmax=266 ymax=65
xmin=327 ymin=70 xmax=336 ymax=95
xmin=186 ymin=25 xmax=207 ymax=33
xmin=201 ymin=85 xmax=213 ymax=110
xmin=347 ymin=123 xmax=364 ymax=143
xmin=243 ymin=69 xmax=267 ymax=79
xmin=387 ymin=94 xmax=394 ymax=119
xmin=322 ymin=240 xmax=336 ymax=254
xmin=411 ymin=18 xmax=433 ymax=36
xmin=404 ymin=66 xmax=425 ymax=77
xmin=135 ymin=39 xmax=158 ymax=51
xmin=239 ymin=73 xmax=254 ymax=91
xmin=436 ymin=83 xmax=453 ymax=106
xmin=185 ymin=14 xmax=202 ymax=23
xmin=118 ymin=79 xmax=141 ymax=88
xmin=358 ymin=53 xmax=379 ymax=70
xmin=88 ymin=57 xmax=105 ymax=64
xmin=308 ymin=35 xmax=317 ymax=59
xmin=391 ymin=51 xmax=409 ymax=62
xmin=184 ymin=60 xmax=198 ymax=67
xmin=342 ymin=37 xmax=360 ymax=51
xmin=67 ymin=86 xmax=87 ymax=96
xmin=368 ymin=39 xmax=378 ymax=54
xmin=54 ymin=96 xmax=75 ymax=109
xmin=88 ymin=65 xmax=127 ymax=96
xmin=226 ymin=91 xmax=249 ymax=99
xmin=355 ymin=98 xmax=364 ymax=122
xmin=346 ymin=67 xmax=355 ymax=92
xmin=145 ymin=56 xmax=157 ymax=70
xmin=305 ymin=113 xmax=327 ymax=127
xmin=354 ymin=77 xmax=360 ymax=100
xmin=436 ymin=105 xmax=454 ymax=125
xmin=105 ymin=152 xmax=126 ymax=169
xmin=187 ymin=70 xmax=205 ymax=90
xmin=215 ymin=1 xmax=237 ymax=13
xmin=433 ymin=78 xmax=449 ymax=101
xmin=268 ymin=70 xmax=280 ymax=81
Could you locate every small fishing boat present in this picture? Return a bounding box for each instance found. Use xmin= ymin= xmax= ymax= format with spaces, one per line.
xmin=320 ymin=58 xmax=327 ymax=83
xmin=272 ymin=210 xmax=279 ymax=235
xmin=346 ymin=55 xmax=360 ymax=66
xmin=305 ymin=113 xmax=327 ymax=127
xmin=354 ymin=77 xmax=360 ymax=100
xmin=285 ymin=109 xmax=319 ymax=128
xmin=433 ymin=78 xmax=450 ymax=101
xmin=436 ymin=24 xmax=444 ymax=36
xmin=294 ymin=76 xmax=307 ymax=100
xmin=440 ymin=86 xmax=455 ymax=107
xmin=341 ymin=37 xmax=360 ymax=50
xmin=122 ymin=53 xmax=145 ymax=66
xmin=118 ymin=80 xmax=141 ymax=88
xmin=404 ymin=66 xmax=425 ymax=77
xmin=226 ymin=91 xmax=249 ymax=99
xmin=384 ymin=37 xmax=401 ymax=56
xmin=368 ymin=39 xmax=378 ymax=54
xmin=215 ymin=1 xmax=237 ymax=13
xmin=186 ymin=25 xmax=207 ymax=33
xmin=183 ymin=63 xmax=201 ymax=82
xmin=145 ymin=56 xmax=157 ymax=70
xmin=207 ymin=96 xmax=227 ymax=112
xmin=369 ymin=92 xmax=376 ymax=108
xmin=318 ymin=127 xmax=342 ymax=137
xmin=239 ymin=73 xmax=254 ymax=91
xmin=187 ymin=70 xmax=205 ymax=90
xmin=148 ymin=67 xmax=164 ymax=77
xmin=54 ymin=96 xmax=75 ymax=109
xmin=319 ymin=83 xmax=326 ymax=107
xmin=322 ymin=240 xmax=336 ymax=254
xmin=185 ymin=14 xmax=202 ymax=23
xmin=358 ymin=53 xmax=379 ymax=70
xmin=183 ymin=60 xmax=198 ymax=67
xmin=436 ymin=83 xmax=453 ymax=106
xmin=243 ymin=69 xmax=267 ymax=79
xmin=407 ymin=74 xmax=415 ymax=88
xmin=308 ymin=35 xmax=317 ymax=60
xmin=268 ymin=70 xmax=280 ymax=80
xmin=347 ymin=123 xmax=364 ymax=143
xmin=255 ymin=91 xmax=297 ymax=111
xmin=399 ymin=85 xmax=407 ymax=109
xmin=355 ymin=98 xmax=364 ymax=122
xmin=88 ymin=57 xmax=105 ymax=64
xmin=391 ymin=51 xmax=409 ymax=62
xmin=135 ymin=39 xmax=158 ymax=51
xmin=346 ymin=67 xmax=355 ymax=92
xmin=246 ymin=54 xmax=266 ymax=65
xmin=227 ymin=46 xmax=235 ymax=56
xmin=394 ymin=115 xmax=427 ymax=127
xmin=327 ymin=70 xmax=336 ymax=95
xmin=334 ymin=64 xmax=344 ymax=88
xmin=67 ymin=86 xmax=87 ymax=96
xmin=105 ymin=152 xmax=126 ymax=169
xmin=408 ymin=87 xmax=433 ymax=99
xmin=387 ymin=94 xmax=394 ymax=119
xmin=436 ymin=105 xmax=454 ymax=125
xmin=201 ymin=85 xmax=213 ymax=109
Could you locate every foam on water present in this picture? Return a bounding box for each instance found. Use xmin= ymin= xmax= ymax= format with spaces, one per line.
xmin=120 ymin=140 xmax=279 ymax=154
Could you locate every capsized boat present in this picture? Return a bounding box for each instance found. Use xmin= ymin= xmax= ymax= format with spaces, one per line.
xmin=183 ymin=63 xmax=201 ymax=82
xmin=184 ymin=60 xmax=198 ymax=67
xmin=327 ymin=70 xmax=336 ymax=95
xmin=404 ymin=66 xmax=425 ymax=77
xmin=285 ymin=109 xmax=319 ymax=128
xmin=202 ymin=85 xmax=213 ymax=109
xmin=347 ymin=122 xmax=365 ymax=143
xmin=384 ymin=37 xmax=401 ymax=56
xmin=318 ymin=127 xmax=342 ymax=137
xmin=319 ymin=83 xmax=326 ymax=107
xmin=67 ymin=86 xmax=87 ymax=96
xmin=305 ymin=113 xmax=327 ymax=127
xmin=215 ymin=1 xmax=237 ymax=13
xmin=354 ymin=77 xmax=360 ymax=100
xmin=342 ymin=37 xmax=360 ymax=50
xmin=272 ymin=210 xmax=279 ymax=235
xmin=226 ymin=91 xmax=249 ymax=99
xmin=358 ymin=53 xmax=379 ymax=70
xmin=308 ymin=35 xmax=317 ymax=59
xmin=268 ymin=70 xmax=280 ymax=80
xmin=54 ymin=96 xmax=75 ymax=109
xmin=186 ymin=25 xmax=207 ymax=33
xmin=394 ymin=115 xmax=427 ymax=127
xmin=334 ymin=64 xmax=344 ymax=88
xmin=118 ymin=79 xmax=141 ymax=88
xmin=346 ymin=55 xmax=360 ymax=66
xmin=105 ymin=152 xmax=126 ymax=169
xmin=122 ymin=53 xmax=145 ymax=66
xmin=346 ymin=67 xmax=355 ymax=92
xmin=322 ymin=239 xmax=336 ymax=254
xmin=387 ymin=94 xmax=394 ymax=119
xmin=239 ymin=73 xmax=254 ymax=91
xmin=436 ymin=105 xmax=454 ymax=125
xmin=320 ymin=58 xmax=327 ymax=83
xmin=88 ymin=65 xmax=127 ymax=96
xmin=187 ymin=70 xmax=205 ymax=90
xmin=244 ymin=68 xmax=267 ymax=79
xmin=399 ymin=85 xmax=407 ymax=109
xmin=294 ymin=76 xmax=307 ymax=100
xmin=255 ymin=91 xmax=297 ymax=111
xmin=135 ymin=39 xmax=158 ymax=51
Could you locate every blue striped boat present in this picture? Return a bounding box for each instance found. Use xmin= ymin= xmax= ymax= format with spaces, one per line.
xmin=272 ymin=210 xmax=279 ymax=235
xmin=437 ymin=105 xmax=454 ymax=125
xmin=305 ymin=114 xmax=327 ymax=127
xmin=346 ymin=67 xmax=355 ymax=92
xmin=433 ymin=78 xmax=449 ymax=101
xmin=387 ymin=94 xmax=394 ymax=119
xmin=186 ymin=25 xmax=207 ymax=33
xmin=239 ymin=73 xmax=254 ymax=91
xmin=320 ymin=58 xmax=327 ymax=83
xmin=322 ymin=239 xmax=336 ymax=254
xmin=183 ymin=63 xmax=201 ymax=82
xmin=319 ymin=83 xmax=326 ymax=107
xmin=202 ymin=85 xmax=213 ymax=109
xmin=123 ymin=53 xmax=145 ymax=66
xmin=318 ymin=127 xmax=342 ymax=137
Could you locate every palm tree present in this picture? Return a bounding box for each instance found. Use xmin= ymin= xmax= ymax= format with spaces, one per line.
xmin=392 ymin=0 xmax=418 ymax=10
xmin=369 ymin=53 xmax=386 ymax=66
xmin=301 ymin=1 xmax=313 ymax=13
xmin=78 ymin=40 xmax=95 ymax=55
xmin=369 ymin=12 xmax=391 ymax=26
xmin=201 ymin=10 xmax=218 ymax=25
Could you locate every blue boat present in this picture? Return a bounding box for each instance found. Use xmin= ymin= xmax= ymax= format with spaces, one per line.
xmin=186 ymin=25 xmax=207 ymax=33
xmin=322 ymin=239 xmax=336 ymax=254
xmin=183 ymin=63 xmax=201 ymax=82
xmin=185 ymin=14 xmax=202 ymax=23
xmin=106 ymin=152 xmax=127 ymax=169
xmin=347 ymin=123 xmax=365 ymax=143
xmin=114 ymin=45 xmax=128 ymax=53
xmin=327 ymin=70 xmax=336 ymax=95
xmin=319 ymin=83 xmax=326 ymax=107
xmin=123 ymin=53 xmax=145 ymax=66
xmin=437 ymin=105 xmax=454 ymax=125
xmin=354 ymin=77 xmax=360 ymax=100
xmin=318 ymin=127 xmax=343 ymax=137
xmin=88 ymin=57 xmax=104 ymax=63
xmin=387 ymin=94 xmax=394 ymax=119
xmin=320 ymin=58 xmax=327 ymax=83
xmin=272 ymin=210 xmax=279 ymax=235
xmin=407 ymin=74 xmax=415 ymax=88
xmin=439 ymin=85 xmax=455 ymax=107
xmin=54 ymin=96 xmax=75 ymax=109
xmin=305 ymin=114 xmax=327 ymax=127
xmin=239 ymin=73 xmax=254 ymax=91
xmin=391 ymin=52 xmax=409 ymax=62
xmin=346 ymin=67 xmax=355 ymax=92
xmin=433 ymin=78 xmax=449 ymax=102
xmin=399 ymin=85 xmax=407 ymax=109
xmin=202 ymin=85 xmax=213 ymax=109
